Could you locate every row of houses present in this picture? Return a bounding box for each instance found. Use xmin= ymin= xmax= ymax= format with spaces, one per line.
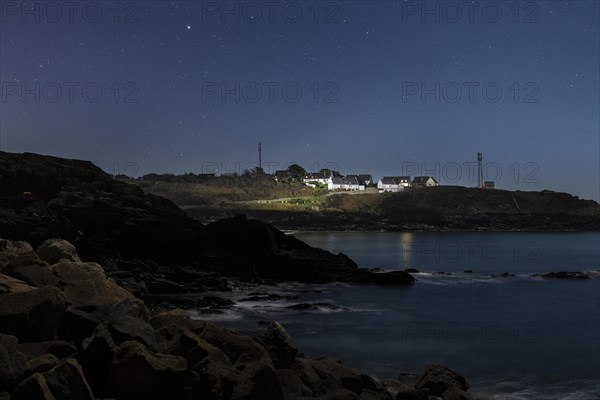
xmin=302 ymin=172 xmax=373 ymax=191
xmin=301 ymin=172 xmax=439 ymax=192
xmin=376 ymin=176 xmax=439 ymax=192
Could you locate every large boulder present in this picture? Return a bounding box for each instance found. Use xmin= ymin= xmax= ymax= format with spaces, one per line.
xmin=199 ymin=322 xmax=268 ymax=368
xmin=276 ymin=367 xmax=314 ymax=397
xmin=11 ymin=373 xmax=55 ymax=400
xmin=155 ymin=326 xmax=237 ymax=400
xmin=76 ymin=299 xmax=153 ymax=396
xmin=415 ymin=364 xmax=469 ymax=397
xmin=291 ymin=357 xmax=325 ymax=394
xmin=0 ymin=334 xmax=28 ymax=390
xmin=3 ymin=258 xmax=59 ymax=288
xmin=18 ymin=341 xmax=78 ymax=360
xmin=441 ymin=386 xmax=475 ymax=400
xmin=0 ymin=273 xmax=35 ymax=294
xmin=381 ymin=378 xmax=417 ymax=399
xmin=25 ymin=353 xmax=60 ymax=375
xmin=254 ymin=322 xmax=298 ymax=369
xmin=50 ymin=261 xmax=134 ymax=307
xmin=0 ymin=239 xmax=34 ymax=271
xmin=109 ymin=340 xmax=194 ymax=400
xmin=43 ymin=358 xmax=94 ymax=399
xmin=36 ymin=239 xmax=81 ymax=264
xmin=12 ymin=358 xmax=93 ymax=400
xmin=309 ymin=358 xmax=364 ymax=395
xmin=0 ymin=286 xmax=69 ymax=342
xmin=231 ymin=356 xmax=283 ymax=400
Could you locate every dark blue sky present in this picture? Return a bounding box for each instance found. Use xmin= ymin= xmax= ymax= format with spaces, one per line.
xmin=1 ymin=1 xmax=598 ymax=200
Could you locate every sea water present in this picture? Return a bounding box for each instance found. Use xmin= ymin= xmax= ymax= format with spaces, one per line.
xmin=197 ymin=232 xmax=600 ymax=399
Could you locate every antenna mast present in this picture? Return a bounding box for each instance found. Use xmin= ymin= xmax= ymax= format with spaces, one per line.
xmin=258 ymin=142 xmax=262 ymax=170
xmin=477 ymin=152 xmax=483 ymax=189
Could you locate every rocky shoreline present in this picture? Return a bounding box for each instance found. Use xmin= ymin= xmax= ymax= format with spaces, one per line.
xmin=1 ymin=237 xmax=479 ymax=400
xmin=1 ymin=151 xmax=596 ymax=399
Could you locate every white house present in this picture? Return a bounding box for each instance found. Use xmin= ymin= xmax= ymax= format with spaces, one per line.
xmin=411 ymin=176 xmax=439 ymax=187
xmin=377 ymin=176 xmax=411 ymax=192
xmin=345 ymin=174 xmax=373 ymax=187
xmin=303 ymin=172 xmax=332 ymax=188
xmin=328 ymin=176 xmax=365 ymax=191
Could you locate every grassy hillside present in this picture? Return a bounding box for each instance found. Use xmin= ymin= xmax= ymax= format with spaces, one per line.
xmin=132 ymin=174 xmax=324 ymax=206
xmin=129 ymin=177 xmax=600 ymax=231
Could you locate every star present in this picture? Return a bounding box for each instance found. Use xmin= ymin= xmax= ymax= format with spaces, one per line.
xmin=186 ymin=25 xmax=191 ymax=31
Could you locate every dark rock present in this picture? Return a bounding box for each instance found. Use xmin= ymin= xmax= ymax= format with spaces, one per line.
xmin=357 ymin=270 xmax=415 ymax=285
xmin=415 ymin=364 xmax=469 ymax=397
xmin=42 ymin=358 xmax=94 ymax=400
xmin=3 ymin=262 xmax=60 ymax=288
xmin=404 ymin=268 xmax=419 ymax=273
xmin=14 ymin=358 xmax=94 ymax=400
xmin=276 ymin=368 xmax=313 ymax=397
xmin=79 ymin=331 xmax=114 ymax=396
xmin=0 ymin=334 xmax=28 ymax=389
xmin=58 ymin=307 xmax=101 ymax=345
xmin=500 ymin=272 xmax=515 ymax=278
xmin=231 ymin=356 xmax=283 ymax=400
xmin=11 ymin=373 xmax=55 ymax=400
xmin=50 ymin=261 xmax=135 ymax=308
xmin=155 ymin=325 xmax=236 ymax=400
xmin=199 ymin=322 xmax=268 ymax=368
xmin=205 ymin=255 xmax=258 ymax=280
xmin=0 ymin=151 xmax=211 ymax=278
xmin=25 ymin=353 xmax=60 ymax=375
xmin=359 ymin=389 xmax=390 ymax=400
xmin=292 ymin=357 xmax=329 ymax=395
xmin=18 ymin=341 xmax=78 ymax=360
xmin=533 ymin=271 xmax=591 ymax=280
xmin=381 ymin=378 xmax=416 ymax=400
xmin=309 ymin=358 xmax=363 ymax=395
xmin=0 ymin=273 xmax=35 ymax=294
xmin=254 ymin=322 xmax=298 ymax=369
xmin=0 ymin=286 xmax=68 ymax=342
xmin=442 ymin=386 xmax=475 ymax=400
xmin=109 ymin=340 xmax=194 ymax=400
xmin=0 ymin=239 xmax=34 ymax=260
xmin=316 ymin=388 xmax=360 ymax=400
xmin=207 ymin=215 xmax=359 ymax=283
xmin=360 ymin=374 xmax=382 ymax=392
xmin=36 ymin=238 xmax=81 ymax=264
xmin=463 ymin=270 xmax=472 ymax=273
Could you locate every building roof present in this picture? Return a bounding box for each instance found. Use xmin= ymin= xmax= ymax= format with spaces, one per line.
xmin=331 ymin=176 xmax=360 ymax=185
xmin=380 ymin=176 xmax=410 ymax=185
xmin=412 ymin=176 xmax=438 ymax=184
xmin=304 ymin=172 xmax=330 ymax=180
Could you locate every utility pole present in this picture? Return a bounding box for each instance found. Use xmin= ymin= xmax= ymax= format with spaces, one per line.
xmin=477 ymin=152 xmax=483 ymax=189
xmin=258 ymin=142 xmax=262 ymax=170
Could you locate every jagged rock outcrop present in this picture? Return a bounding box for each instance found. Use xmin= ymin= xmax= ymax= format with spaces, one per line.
xmin=0 ymin=151 xmax=415 ymax=292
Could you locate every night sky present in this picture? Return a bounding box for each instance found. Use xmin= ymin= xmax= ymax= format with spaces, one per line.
xmin=1 ymin=1 xmax=598 ymax=200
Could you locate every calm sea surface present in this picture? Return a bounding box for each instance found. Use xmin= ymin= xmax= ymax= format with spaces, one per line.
xmin=199 ymin=232 xmax=600 ymax=399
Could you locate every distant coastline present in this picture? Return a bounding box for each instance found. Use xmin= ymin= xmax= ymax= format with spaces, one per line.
xmin=125 ymin=174 xmax=600 ymax=233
